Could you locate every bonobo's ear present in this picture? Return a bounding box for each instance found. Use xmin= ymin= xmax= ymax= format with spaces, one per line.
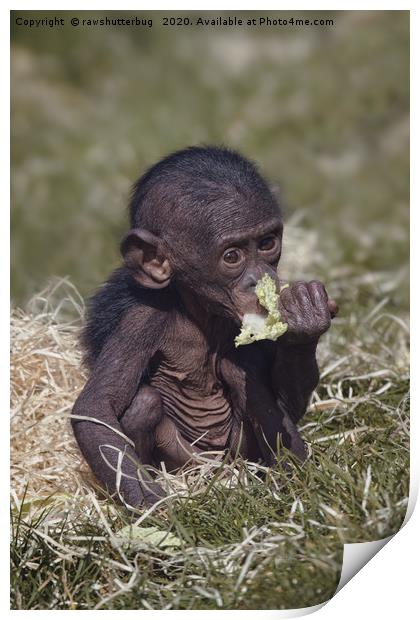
xmin=120 ymin=229 xmax=172 ymax=289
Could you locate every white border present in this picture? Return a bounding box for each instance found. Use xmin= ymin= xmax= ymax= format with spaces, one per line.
xmin=5 ymin=3 xmax=417 ymax=618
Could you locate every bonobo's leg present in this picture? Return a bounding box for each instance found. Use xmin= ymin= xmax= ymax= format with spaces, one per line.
xmin=119 ymin=385 xmax=166 ymax=503
xmin=120 ymin=385 xmax=163 ymax=464
xmin=120 ymin=385 xmax=199 ymax=474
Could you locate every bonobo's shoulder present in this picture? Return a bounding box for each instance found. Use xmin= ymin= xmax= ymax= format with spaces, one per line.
xmin=82 ymin=266 xmax=174 ymax=369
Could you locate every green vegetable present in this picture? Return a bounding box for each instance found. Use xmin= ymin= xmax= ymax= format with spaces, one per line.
xmin=234 ymin=274 xmax=288 ymax=347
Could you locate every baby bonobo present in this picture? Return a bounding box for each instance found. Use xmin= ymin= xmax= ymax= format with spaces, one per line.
xmin=72 ymin=146 xmax=338 ymax=509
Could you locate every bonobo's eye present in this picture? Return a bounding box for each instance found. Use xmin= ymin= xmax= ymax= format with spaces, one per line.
xmin=223 ymin=248 xmax=244 ymax=266
xmin=258 ymin=236 xmax=278 ymax=252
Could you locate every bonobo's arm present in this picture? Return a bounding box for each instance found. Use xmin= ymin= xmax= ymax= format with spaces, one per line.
xmin=270 ymin=341 xmax=319 ymax=425
xmin=71 ymin=307 xmax=165 ymax=509
xmin=222 ymin=346 xmax=308 ymax=465
xmin=225 ymin=281 xmax=336 ymax=465
xmin=271 ymin=280 xmax=336 ymax=423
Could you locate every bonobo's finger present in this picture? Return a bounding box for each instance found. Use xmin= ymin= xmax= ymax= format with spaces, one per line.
xmin=126 ymin=482 xmax=166 ymax=516
xmin=139 ymin=480 xmax=166 ymax=506
xmin=292 ymin=281 xmax=314 ymax=314
xmin=278 ymin=285 xmax=297 ymax=314
xmin=307 ymin=282 xmax=330 ymax=326
xmin=307 ymin=280 xmax=328 ymax=307
xmin=327 ymin=299 xmax=339 ymax=318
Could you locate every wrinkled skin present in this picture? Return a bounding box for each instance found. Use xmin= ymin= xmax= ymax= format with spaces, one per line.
xmin=71 ymin=146 xmax=338 ymax=510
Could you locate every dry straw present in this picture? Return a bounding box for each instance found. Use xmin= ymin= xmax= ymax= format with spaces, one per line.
xmin=10 ymin=279 xmax=95 ymax=508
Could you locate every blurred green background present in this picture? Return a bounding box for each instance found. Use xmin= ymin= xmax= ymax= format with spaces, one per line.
xmin=11 ymin=10 xmax=409 ymax=306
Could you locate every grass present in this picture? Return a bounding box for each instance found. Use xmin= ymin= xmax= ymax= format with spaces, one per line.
xmin=11 ymin=8 xmax=409 ymax=611
xmin=10 ymin=244 xmax=409 ymax=609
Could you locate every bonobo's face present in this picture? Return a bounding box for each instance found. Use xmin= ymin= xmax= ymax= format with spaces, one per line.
xmin=174 ymin=214 xmax=283 ymax=324
xmin=214 ymin=216 xmax=283 ymax=323
xmin=123 ymin=163 xmax=284 ymax=325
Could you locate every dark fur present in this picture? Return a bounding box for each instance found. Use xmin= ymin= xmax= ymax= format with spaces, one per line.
xmin=72 ymin=145 xmax=336 ymax=510
xmin=82 ymin=267 xmax=174 ymax=370
xmin=128 ymin=146 xmax=278 ymax=230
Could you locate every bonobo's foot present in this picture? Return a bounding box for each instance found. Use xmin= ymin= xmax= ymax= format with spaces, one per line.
xmin=154 ymin=415 xmax=199 ymax=472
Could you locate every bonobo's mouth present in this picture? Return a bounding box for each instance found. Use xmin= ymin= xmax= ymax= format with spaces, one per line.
xmin=238 ymin=305 xmax=268 ymax=324
xmin=234 ymin=275 xmax=288 ymax=347
xmin=237 ymin=298 xmax=267 ymax=323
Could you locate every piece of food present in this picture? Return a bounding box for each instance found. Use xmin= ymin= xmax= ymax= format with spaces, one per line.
xmin=235 ymin=274 xmax=288 ymax=347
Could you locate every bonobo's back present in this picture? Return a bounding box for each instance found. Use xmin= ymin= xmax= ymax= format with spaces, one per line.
xmin=82 ymin=266 xmax=172 ymax=370
xmin=81 ymin=267 xmax=138 ymax=369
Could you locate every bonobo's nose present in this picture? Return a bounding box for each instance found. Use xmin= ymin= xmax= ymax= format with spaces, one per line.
xmin=240 ymin=267 xmax=279 ymax=293
xmin=241 ymin=271 xmax=259 ymax=292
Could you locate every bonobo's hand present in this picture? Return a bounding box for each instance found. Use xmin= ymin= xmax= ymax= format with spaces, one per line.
xmin=278 ymin=280 xmax=338 ymax=346
xmin=140 ymin=481 xmax=166 ymax=507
